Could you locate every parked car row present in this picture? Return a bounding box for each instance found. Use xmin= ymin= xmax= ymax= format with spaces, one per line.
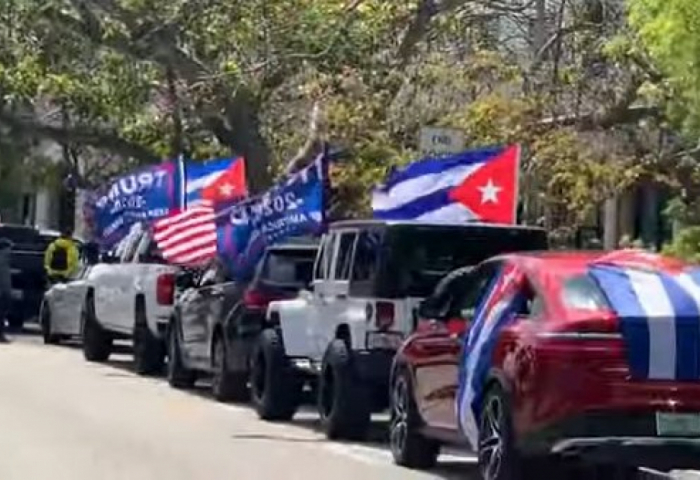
xmin=38 ymin=219 xmax=700 ymax=480
xmin=1 ymin=223 xmax=83 ymax=329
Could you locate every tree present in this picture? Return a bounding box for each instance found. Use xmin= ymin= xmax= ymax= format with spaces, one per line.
xmin=628 ymin=0 xmax=700 ymax=136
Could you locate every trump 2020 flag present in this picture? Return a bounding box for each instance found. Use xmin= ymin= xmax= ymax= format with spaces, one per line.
xmin=215 ymin=152 xmax=327 ymax=280
xmin=92 ymin=161 xmax=181 ymax=248
xmin=372 ymin=145 xmax=520 ymax=224
xmin=588 ymin=261 xmax=700 ymax=381
xmin=457 ymin=263 xmax=528 ymax=450
xmin=183 ymin=157 xmax=248 ymax=208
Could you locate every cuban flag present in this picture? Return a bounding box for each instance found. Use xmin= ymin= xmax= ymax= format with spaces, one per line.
xmin=589 ymin=259 xmax=700 ymax=381
xmin=372 ymin=145 xmax=520 ymax=224
xmin=457 ymin=264 xmax=528 ymax=449
xmin=182 ymin=157 xmax=248 ymax=208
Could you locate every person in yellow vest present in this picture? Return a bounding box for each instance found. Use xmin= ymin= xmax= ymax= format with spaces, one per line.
xmin=44 ymin=227 xmax=80 ymax=283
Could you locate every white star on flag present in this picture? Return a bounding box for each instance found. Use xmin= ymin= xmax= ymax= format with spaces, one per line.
xmin=478 ymin=179 xmax=502 ymax=204
xmin=219 ymin=183 xmax=234 ymax=197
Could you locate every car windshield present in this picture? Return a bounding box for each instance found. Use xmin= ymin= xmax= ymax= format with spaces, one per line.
xmin=561 ymin=274 xmax=610 ymax=311
xmin=382 ymin=225 xmax=547 ymax=297
xmin=260 ymin=250 xmax=315 ymax=287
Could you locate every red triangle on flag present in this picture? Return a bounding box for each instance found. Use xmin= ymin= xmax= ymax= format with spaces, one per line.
xmin=448 ymin=145 xmax=519 ymax=224
xmin=201 ymin=157 xmax=248 ymax=204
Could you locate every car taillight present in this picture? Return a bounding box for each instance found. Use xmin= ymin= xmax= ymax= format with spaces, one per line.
xmin=375 ymin=301 xmax=395 ymax=331
xmin=243 ymin=289 xmax=271 ymax=310
xmin=156 ymin=273 xmax=175 ymax=305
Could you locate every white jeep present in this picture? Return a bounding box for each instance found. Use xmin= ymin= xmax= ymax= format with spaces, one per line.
xmin=81 ymin=223 xmax=179 ymax=375
xmin=250 ymin=220 xmax=548 ymax=440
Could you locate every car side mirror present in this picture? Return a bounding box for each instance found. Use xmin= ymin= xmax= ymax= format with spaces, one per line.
xmin=101 ymin=254 xmax=119 ymax=264
xmin=175 ymin=272 xmax=195 ymax=290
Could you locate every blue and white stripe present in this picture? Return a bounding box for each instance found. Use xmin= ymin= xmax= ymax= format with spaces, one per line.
xmin=372 ymin=148 xmax=503 ymax=222
xmin=589 ymin=265 xmax=700 ymax=381
xmin=457 ymin=267 xmax=526 ymax=450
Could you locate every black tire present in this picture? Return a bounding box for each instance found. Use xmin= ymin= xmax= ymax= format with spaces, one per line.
xmin=211 ymin=334 xmax=249 ymax=402
xmin=7 ymin=314 xmax=24 ymax=330
xmin=133 ymin=300 xmax=165 ymax=376
xmin=389 ymin=366 xmax=440 ymax=469
xmin=167 ymin=322 xmax=196 ymax=389
xmin=40 ymin=303 xmax=61 ymax=345
xmin=318 ymin=339 xmax=371 ymax=441
xmin=251 ymin=328 xmax=302 ymax=420
xmin=592 ymin=464 xmax=639 ymax=480
xmin=81 ymin=297 xmax=112 ymax=362
xmin=477 ymin=384 xmax=522 ymax=480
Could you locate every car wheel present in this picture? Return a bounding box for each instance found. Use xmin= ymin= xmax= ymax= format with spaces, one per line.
xmin=81 ymin=297 xmax=112 ymax=362
xmin=478 ymin=384 xmax=522 ymax=480
xmin=318 ymin=339 xmax=371 ymax=441
xmin=133 ymin=301 xmax=165 ymax=376
xmin=211 ymin=334 xmax=249 ymax=402
xmin=40 ymin=303 xmax=61 ymax=345
xmin=7 ymin=313 xmax=24 ymax=331
xmin=592 ymin=464 xmax=639 ymax=480
xmin=167 ymin=323 xmax=196 ymax=389
xmin=389 ymin=367 xmax=440 ymax=469
xmin=251 ymin=328 xmax=301 ymax=420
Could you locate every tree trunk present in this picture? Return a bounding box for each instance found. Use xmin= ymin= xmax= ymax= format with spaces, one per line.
xmin=221 ymin=90 xmax=272 ymax=193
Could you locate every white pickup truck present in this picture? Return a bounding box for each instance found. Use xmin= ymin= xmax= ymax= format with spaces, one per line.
xmin=81 ymin=223 xmax=179 ymax=375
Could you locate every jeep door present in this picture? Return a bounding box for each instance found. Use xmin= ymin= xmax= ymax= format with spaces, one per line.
xmin=314 ymin=230 xmax=359 ymax=353
xmin=308 ymin=231 xmax=355 ymax=359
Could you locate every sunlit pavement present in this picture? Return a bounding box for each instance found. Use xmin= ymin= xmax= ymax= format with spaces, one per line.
xmin=0 ymin=326 xmax=475 ymax=480
xmin=0 ymin=326 xmax=697 ymax=480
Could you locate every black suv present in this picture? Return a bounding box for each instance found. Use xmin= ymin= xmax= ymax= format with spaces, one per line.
xmin=167 ymin=242 xmax=318 ymax=402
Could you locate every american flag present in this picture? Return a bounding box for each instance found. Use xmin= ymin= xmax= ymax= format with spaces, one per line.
xmin=153 ymin=200 xmax=217 ymax=266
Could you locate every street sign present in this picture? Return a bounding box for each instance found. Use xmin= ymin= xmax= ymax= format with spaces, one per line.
xmin=419 ymin=126 xmax=465 ymax=157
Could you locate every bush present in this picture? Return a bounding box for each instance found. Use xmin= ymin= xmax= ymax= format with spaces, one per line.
xmin=661 ymin=226 xmax=700 ymax=263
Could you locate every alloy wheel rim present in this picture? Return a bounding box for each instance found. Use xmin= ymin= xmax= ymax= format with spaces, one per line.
xmin=389 ymin=378 xmax=408 ymax=458
xmin=479 ymin=396 xmax=504 ymax=480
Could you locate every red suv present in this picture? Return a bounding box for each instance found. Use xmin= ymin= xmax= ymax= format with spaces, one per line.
xmin=390 ymin=251 xmax=700 ymax=479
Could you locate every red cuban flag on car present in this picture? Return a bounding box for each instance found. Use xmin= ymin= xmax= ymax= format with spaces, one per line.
xmin=153 ymin=157 xmax=248 ymax=266
xmin=457 ymin=263 xmax=528 ymax=450
xmin=372 ymin=145 xmax=520 ymax=224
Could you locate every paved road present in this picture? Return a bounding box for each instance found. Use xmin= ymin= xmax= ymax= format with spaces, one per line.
xmin=0 ymin=330 xmax=476 ymax=480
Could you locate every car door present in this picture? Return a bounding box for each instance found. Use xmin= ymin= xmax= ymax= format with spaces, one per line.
xmin=414 ymin=261 xmax=501 ymax=429
xmin=96 ymin=230 xmax=142 ymax=329
xmin=307 ymin=232 xmax=341 ymax=359
xmin=53 ymin=264 xmax=90 ymax=335
xmin=181 ymin=265 xmax=219 ymax=364
xmin=320 ymin=229 xmax=358 ymax=340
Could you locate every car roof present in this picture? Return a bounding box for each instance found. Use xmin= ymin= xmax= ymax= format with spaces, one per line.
xmin=329 ymin=219 xmax=545 ymax=232
xmin=501 ymin=249 xmax=691 ymax=277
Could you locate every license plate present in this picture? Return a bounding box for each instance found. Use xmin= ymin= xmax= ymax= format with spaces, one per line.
xmin=367 ymin=332 xmax=403 ymax=350
xmin=656 ymin=412 xmax=700 ymax=436
xmin=10 ymin=289 xmax=22 ymax=300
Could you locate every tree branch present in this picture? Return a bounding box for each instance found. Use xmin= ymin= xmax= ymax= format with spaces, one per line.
xmin=283 ymin=102 xmax=323 ymax=176
xmin=0 ymin=110 xmax=160 ymax=163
